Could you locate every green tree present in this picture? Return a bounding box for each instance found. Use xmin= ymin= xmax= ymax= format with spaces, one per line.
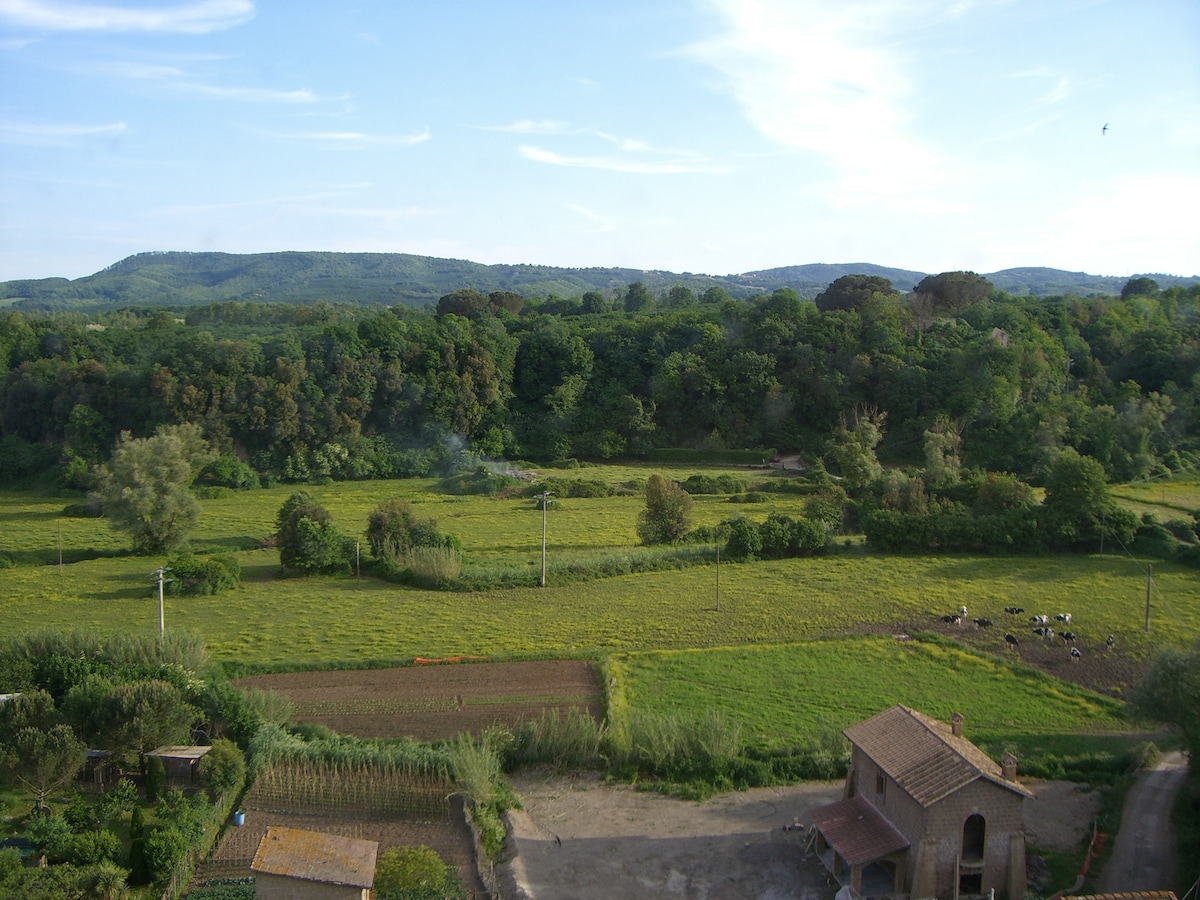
xmin=923 ymin=416 xmax=963 ymax=486
xmin=374 ymin=845 xmax=464 ymax=899
xmin=814 ymin=274 xmax=897 ymax=312
xmin=829 ymin=407 xmax=886 ymax=491
xmin=275 ymin=491 xmax=353 ymax=575
xmin=1127 ymin=637 xmax=1200 ymax=768
xmin=91 ymin=423 xmax=214 ymax=553
xmin=1120 ymin=276 xmax=1159 ymax=300
xmin=197 ymin=737 xmax=245 ymax=800
xmin=636 ymin=474 xmax=692 ymax=544
xmin=0 ymin=724 xmax=86 ymax=811
xmin=1039 ymin=448 xmax=1135 ymax=550
xmin=912 ymin=271 xmax=993 ymax=312
xmin=623 ymin=281 xmax=655 ymax=313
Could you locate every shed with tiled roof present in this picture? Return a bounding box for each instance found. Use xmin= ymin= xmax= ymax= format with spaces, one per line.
xmin=809 ymin=705 xmax=1029 ymax=900
xmin=251 ymin=826 xmax=378 ymax=900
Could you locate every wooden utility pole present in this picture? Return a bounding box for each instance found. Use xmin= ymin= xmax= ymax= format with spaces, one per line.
xmin=1144 ymin=563 xmax=1152 ymax=633
xmin=715 ymin=545 xmax=720 ymax=611
xmin=539 ymin=491 xmax=554 ymax=587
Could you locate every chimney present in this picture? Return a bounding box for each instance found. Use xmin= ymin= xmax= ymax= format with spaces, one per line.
xmin=1002 ymin=751 xmax=1018 ymax=781
xmin=951 ymin=712 xmax=964 ymax=737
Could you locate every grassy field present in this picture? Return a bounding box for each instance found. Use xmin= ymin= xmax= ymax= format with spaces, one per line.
xmin=2 ymin=470 xmax=1198 ymax=674
xmin=609 ymin=636 xmax=1133 ymax=751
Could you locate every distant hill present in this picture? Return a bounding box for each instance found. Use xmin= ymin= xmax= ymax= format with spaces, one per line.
xmin=1 ymin=250 xmax=1196 ymax=311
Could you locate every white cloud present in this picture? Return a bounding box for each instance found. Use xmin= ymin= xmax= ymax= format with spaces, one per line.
xmin=175 ymin=82 xmax=332 ymax=103
xmin=519 ymin=144 xmax=731 ymax=175
xmin=0 ymin=118 xmax=125 ymax=144
xmin=288 ymin=129 xmax=431 ymax=147
xmin=0 ymin=0 xmax=253 ymax=33
xmin=684 ymin=0 xmax=947 ymax=198
xmin=482 ymin=119 xmax=572 ymax=134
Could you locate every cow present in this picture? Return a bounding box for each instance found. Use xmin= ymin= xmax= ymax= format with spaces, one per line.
xmin=1070 ymin=647 xmax=1082 ymax=660
xmin=1060 ymin=631 xmax=1077 ymax=643
xmin=1004 ymin=633 xmax=1020 ymax=650
xmin=1004 ymin=606 xmax=1025 ymax=615
xmin=1107 ymin=635 xmax=1116 ymax=648
xmin=941 ymin=614 xmax=962 ymax=625
xmin=1029 ymin=614 xmax=1050 ymax=625
xmin=1033 ymin=626 xmax=1055 ymax=638
xmin=1056 ymin=613 xmax=1072 ymax=624
xmin=973 ymin=617 xmax=993 ymax=628
xmin=959 ymin=606 xmax=968 ymax=617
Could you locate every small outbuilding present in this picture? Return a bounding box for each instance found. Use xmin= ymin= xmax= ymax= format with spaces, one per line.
xmin=145 ymin=745 xmax=211 ymax=783
xmin=251 ymin=826 xmax=378 ymax=900
xmin=810 ymin=704 xmax=1032 ymax=900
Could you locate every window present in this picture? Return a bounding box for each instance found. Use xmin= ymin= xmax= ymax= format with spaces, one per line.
xmin=875 ymin=770 xmax=886 ymax=798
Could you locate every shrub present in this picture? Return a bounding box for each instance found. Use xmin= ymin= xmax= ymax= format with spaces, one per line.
xmin=166 ymin=553 xmax=241 ymax=596
xmin=145 ymin=755 xmax=166 ymax=802
xmin=141 ymin=826 xmax=189 ymax=883
xmin=680 ymin=473 xmax=749 ymax=495
xmin=374 ymin=846 xmax=465 ymax=900
xmin=198 ymin=738 xmax=246 ymax=800
xmin=66 ymin=828 xmax=122 ymax=866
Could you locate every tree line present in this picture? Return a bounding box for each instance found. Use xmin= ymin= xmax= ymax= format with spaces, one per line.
xmin=1 ymin=273 xmax=1198 ymax=490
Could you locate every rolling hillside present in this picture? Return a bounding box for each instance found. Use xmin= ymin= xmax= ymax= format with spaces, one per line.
xmin=1 ymin=250 xmax=1195 ymax=311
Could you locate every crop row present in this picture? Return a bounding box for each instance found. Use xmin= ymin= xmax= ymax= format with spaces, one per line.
xmin=292 ymin=696 xmax=459 ymax=716
xmin=245 ymin=761 xmax=453 ymax=822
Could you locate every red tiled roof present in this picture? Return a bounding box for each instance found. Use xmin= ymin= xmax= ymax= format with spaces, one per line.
xmin=810 ymin=795 xmax=910 ymax=867
xmin=251 ymin=826 xmax=378 ymax=889
xmin=844 ymin=705 xmax=1033 ymax=806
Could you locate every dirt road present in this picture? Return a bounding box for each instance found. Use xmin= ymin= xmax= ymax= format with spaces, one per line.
xmin=1097 ymin=750 xmax=1189 ymax=893
xmin=497 ymin=771 xmax=1100 ymax=900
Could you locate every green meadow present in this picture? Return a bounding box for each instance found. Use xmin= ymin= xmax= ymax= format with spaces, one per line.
xmin=2 ymin=468 xmax=1198 ymax=751
xmin=610 ymin=636 xmax=1131 ymax=751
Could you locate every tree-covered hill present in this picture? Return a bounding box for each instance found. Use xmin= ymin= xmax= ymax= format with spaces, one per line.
xmin=2 ymin=250 xmax=1195 ymax=312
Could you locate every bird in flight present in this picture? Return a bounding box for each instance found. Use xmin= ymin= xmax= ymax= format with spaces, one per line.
xmin=1102 ymin=123 xmax=1109 ymax=136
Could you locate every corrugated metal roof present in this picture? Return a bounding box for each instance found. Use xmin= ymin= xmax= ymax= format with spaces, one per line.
xmin=251 ymin=826 xmax=378 ymax=889
xmin=810 ymin=795 xmax=911 ymax=867
xmin=844 ymin=705 xmax=1033 ymax=807
xmin=147 ymin=745 xmax=212 ymax=761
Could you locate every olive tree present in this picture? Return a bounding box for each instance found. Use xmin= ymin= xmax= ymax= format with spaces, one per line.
xmin=92 ymin=423 xmax=214 ymax=553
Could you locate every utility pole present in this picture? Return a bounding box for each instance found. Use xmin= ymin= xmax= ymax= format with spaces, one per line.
xmin=539 ymin=491 xmax=554 ymax=587
xmin=154 ymin=567 xmax=171 ymax=636
xmin=715 ymin=544 xmax=720 ymax=611
xmin=1144 ymin=563 xmax=1152 ymax=633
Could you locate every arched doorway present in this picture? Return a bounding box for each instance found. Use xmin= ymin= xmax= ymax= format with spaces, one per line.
xmin=962 ymin=813 xmax=986 ymax=863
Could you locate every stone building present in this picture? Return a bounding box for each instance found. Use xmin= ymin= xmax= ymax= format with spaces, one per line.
xmin=251 ymin=826 xmax=378 ymax=900
xmin=810 ymin=704 xmax=1031 ymax=899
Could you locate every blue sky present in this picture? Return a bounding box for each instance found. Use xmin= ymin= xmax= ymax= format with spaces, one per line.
xmin=1 ymin=0 xmax=1197 ymax=282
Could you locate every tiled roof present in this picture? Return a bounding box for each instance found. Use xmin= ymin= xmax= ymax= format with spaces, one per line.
xmin=251 ymin=826 xmax=378 ymax=889
xmin=844 ymin=705 xmax=1033 ymax=807
xmin=810 ymin=795 xmax=911 ymax=866
xmin=1066 ymin=894 xmax=1179 ymax=900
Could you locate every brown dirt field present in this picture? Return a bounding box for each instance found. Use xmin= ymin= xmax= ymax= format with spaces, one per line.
xmin=191 ymin=801 xmax=488 ymax=897
xmin=498 ymin=771 xmax=1103 ymax=900
xmin=236 ymin=659 xmax=604 ymax=741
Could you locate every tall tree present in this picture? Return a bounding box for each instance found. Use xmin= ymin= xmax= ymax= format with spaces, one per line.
xmin=92 ymin=423 xmax=214 ymax=553
xmin=0 ymin=725 xmax=86 ymax=811
xmin=1127 ymin=638 xmax=1200 ymax=769
xmin=636 ymin=474 xmax=692 ymax=544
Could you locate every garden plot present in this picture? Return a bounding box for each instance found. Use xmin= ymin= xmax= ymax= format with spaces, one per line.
xmin=236 ymin=659 xmax=604 ymax=741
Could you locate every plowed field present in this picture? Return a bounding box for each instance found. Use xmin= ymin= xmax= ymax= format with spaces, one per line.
xmin=235 ymin=659 xmax=603 ymax=741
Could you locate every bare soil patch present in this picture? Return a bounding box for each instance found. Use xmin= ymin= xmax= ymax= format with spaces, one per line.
xmin=498 ymin=771 xmax=1102 ymax=900
xmin=236 ymin=659 xmax=603 ymax=741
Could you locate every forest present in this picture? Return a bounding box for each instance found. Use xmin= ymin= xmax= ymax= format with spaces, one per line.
xmin=1 ymin=272 xmax=1198 ymax=492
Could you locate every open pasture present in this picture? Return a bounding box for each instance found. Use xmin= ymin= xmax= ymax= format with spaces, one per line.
xmin=610 ymin=636 xmax=1132 ymax=752
xmin=235 ymin=659 xmax=603 ymax=742
xmin=1 ymin=473 xmax=1198 ymax=696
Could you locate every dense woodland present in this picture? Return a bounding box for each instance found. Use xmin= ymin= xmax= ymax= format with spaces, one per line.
xmin=1 ymin=273 xmax=1199 ymax=491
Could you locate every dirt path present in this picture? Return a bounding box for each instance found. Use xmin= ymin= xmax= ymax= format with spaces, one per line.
xmin=1097 ymin=750 xmax=1189 ymax=893
xmin=497 ymin=771 xmax=1099 ymax=900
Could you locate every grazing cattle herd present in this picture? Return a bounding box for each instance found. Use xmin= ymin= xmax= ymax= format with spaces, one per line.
xmin=941 ymin=604 xmax=1114 ymax=661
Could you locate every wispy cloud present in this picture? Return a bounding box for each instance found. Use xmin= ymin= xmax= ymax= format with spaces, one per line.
xmin=683 ymin=0 xmax=947 ymax=198
xmin=519 ymin=144 xmax=731 ymax=174
xmin=481 ymin=119 xmax=572 ymax=134
xmin=0 ymin=119 xmax=125 ymax=145
xmin=287 ymin=129 xmax=431 ymax=147
xmin=0 ymin=0 xmax=254 ymax=33
xmin=568 ymin=204 xmax=617 ymax=233
xmin=175 ymin=82 xmax=333 ymax=104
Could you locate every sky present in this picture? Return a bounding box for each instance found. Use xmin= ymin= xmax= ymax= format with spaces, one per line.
xmin=1 ymin=0 xmax=1197 ymax=283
